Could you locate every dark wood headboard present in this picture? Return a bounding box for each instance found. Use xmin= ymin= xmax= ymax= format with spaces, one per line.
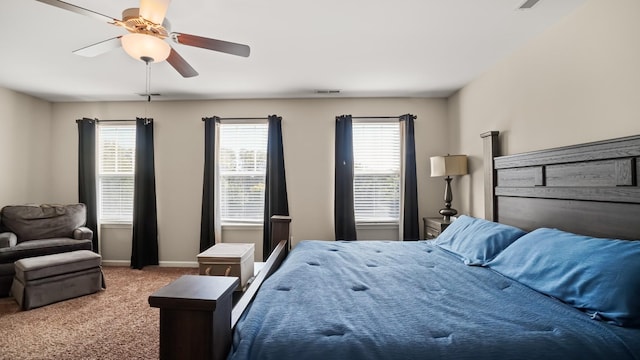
xmin=482 ymin=132 xmax=640 ymax=240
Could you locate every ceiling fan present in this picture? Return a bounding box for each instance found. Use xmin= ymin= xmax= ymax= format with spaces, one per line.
xmin=35 ymin=0 xmax=251 ymax=78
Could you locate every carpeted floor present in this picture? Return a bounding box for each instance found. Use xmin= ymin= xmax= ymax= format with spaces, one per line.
xmin=0 ymin=266 xmax=198 ymax=360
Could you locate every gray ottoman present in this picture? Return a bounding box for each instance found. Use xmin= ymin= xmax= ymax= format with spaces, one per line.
xmin=11 ymin=250 xmax=103 ymax=310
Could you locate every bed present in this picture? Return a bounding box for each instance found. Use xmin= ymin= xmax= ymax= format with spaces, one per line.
xmin=228 ymin=131 xmax=640 ymax=359
xmin=230 ymin=238 xmax=640 ymax=359
xmin=151 ymin=131 xmax=640 ymax=360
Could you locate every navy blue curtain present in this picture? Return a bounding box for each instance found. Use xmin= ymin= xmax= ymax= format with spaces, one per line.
xmin=200 ymin=116 xmax=219 ymax=252
xmin=131 ymin=118 xmax=159 ymax=269
xmin=401 ymin=114 xmax=420 ymax=240
xmin=262 ymin=115 xmax=289 ymax=260
xmin=77 ymin=118 xmax=99 ymax=253
xmin=334 ymin=115 xmax=357 ymax=240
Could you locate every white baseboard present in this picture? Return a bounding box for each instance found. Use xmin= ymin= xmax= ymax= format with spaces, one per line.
xmin=159 ymin=261 xmax=199 ymax=268
xmin=102 ymin=260 xmax=130 ymax=267
xmin=102 ymin=260 xmax=198 ymax=268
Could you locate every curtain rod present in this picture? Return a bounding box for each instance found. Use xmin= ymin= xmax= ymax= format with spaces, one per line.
xmin=75 ymin=119 xmax=138 ymax=123
xmin=337 ymin=115 xmax=416 ymax=121
xmin=350 ymin=116 xmax=401 ymax=119
xmin=202 ymin=117 xmax=269 ymax=121
xmin=96 ymin=119 xmax=138 ymax=123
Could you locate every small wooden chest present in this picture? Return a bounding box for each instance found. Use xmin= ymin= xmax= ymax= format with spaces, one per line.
xmin=197 ymin=243 xmax=255 ymax=291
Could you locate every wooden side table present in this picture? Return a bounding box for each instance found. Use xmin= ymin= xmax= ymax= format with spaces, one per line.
xmin=423 ymin=217 xmax=454 ymax=240
xmin=149 ymin=275 xmax=239 ymax=360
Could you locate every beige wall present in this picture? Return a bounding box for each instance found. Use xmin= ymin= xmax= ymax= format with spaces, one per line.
xmin=49 ymin=98 xmax=448 ymax=264
xmin=0 ymin=88 xmax=52 ymax=206
xmin=449 ymin=0 xmax=640 ymax=218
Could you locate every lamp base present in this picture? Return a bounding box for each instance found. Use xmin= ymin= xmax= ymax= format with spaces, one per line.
xmin=440 ymin=176 xmax=457 ymax=222
xmin=439 ymin=208 xmax=458 ymax=222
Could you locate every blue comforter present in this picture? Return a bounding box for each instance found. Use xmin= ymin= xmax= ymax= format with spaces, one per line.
xmin=229 ymin=240 xmax=640 ymax=360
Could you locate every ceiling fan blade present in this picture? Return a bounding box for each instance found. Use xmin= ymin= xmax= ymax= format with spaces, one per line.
xmin=35 ymin=0 xmax=117 ymax=23
xmin=171 ymin=33 xmax=250 ymax=58
xmin=167 ymin=48 xmax=198 ymax=78
xmin=139 ymin=0 xmax=171 ymax=25
xmin=73 ymin=36 xmax=123 ymax=57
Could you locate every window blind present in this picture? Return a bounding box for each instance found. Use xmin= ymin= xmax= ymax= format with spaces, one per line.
xmin=219 ymin=123 xmax=268 ymax=223
xmin=353 ymin=122 xmax=401 ymax=223
xmin=98 ymin=125 xmax=136 ymax=223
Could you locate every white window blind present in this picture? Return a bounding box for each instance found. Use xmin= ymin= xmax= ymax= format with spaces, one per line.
xmin=353 ymin=122 xmax=401 ymax=223
xmin=219 ymin=123 xmax=268 ymax=224
xmin=98 ymin=125 xmax=136 ymax=223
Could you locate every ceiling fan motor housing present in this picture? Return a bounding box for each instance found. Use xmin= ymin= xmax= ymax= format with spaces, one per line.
xmin=120 ymin=8 xmax=170 ymax=38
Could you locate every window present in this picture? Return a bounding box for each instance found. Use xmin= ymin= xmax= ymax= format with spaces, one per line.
xmin=98 ymin=125 xmax=136 ymax=223
xmin=352 ymin=122 xmax=401 ymax=223
xmin=219 ymin=122 xmax=268 ymax=224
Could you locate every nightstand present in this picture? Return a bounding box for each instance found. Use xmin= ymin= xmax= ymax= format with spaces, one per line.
xmin=423 ymin=217 xmax=454 ymax=240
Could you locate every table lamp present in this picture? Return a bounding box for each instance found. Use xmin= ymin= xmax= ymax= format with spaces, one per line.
xmin=430 ymin=155 xmax=468 ymax=221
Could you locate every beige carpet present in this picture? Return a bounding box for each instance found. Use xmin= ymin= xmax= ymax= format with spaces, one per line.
xmin=0 ymin=266 xmax=198 ymax=360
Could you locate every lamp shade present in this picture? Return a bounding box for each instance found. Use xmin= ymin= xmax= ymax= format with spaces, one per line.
xmin=121 ymin=33 xmax=171 ymax=63
xmin=430 ymin=155 xmax=468 ymax=177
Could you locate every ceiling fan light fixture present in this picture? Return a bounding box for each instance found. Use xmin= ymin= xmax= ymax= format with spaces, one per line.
xmin=121 ymin=33 xmax=171 ymax=63
xmin=139 ymin=0 xmax=171 ymax=25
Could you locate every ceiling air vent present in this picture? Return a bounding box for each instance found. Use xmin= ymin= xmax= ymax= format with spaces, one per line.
xmin=315 ymin=90 xmax=340 ymax=94
xmin=519 ymin=0 xmax=541 ymax=9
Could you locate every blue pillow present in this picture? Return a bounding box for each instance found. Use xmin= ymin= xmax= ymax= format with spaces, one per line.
xmin=434 ymin=215 xmax=526 ymax=265
xmin=487 ymin=228 xmax=640 ymax=327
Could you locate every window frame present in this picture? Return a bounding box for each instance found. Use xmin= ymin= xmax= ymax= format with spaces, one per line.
xmin=218 ymin=120 xmax=269 ymax=226
xmin=352 ymin=120 xmax=402 ymax=225
xmin=97 ymin=123 xmax=136 ymax=224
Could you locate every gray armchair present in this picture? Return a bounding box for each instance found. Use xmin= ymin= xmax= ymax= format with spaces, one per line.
xmin=0 ymin=232 xmax=17 ymax=248
xmin=0 ymin=204 xmax=93 ymax=297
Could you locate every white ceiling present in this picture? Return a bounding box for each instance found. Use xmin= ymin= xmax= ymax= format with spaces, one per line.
xmin=0 ymin=0 xmax=587 ymax=102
